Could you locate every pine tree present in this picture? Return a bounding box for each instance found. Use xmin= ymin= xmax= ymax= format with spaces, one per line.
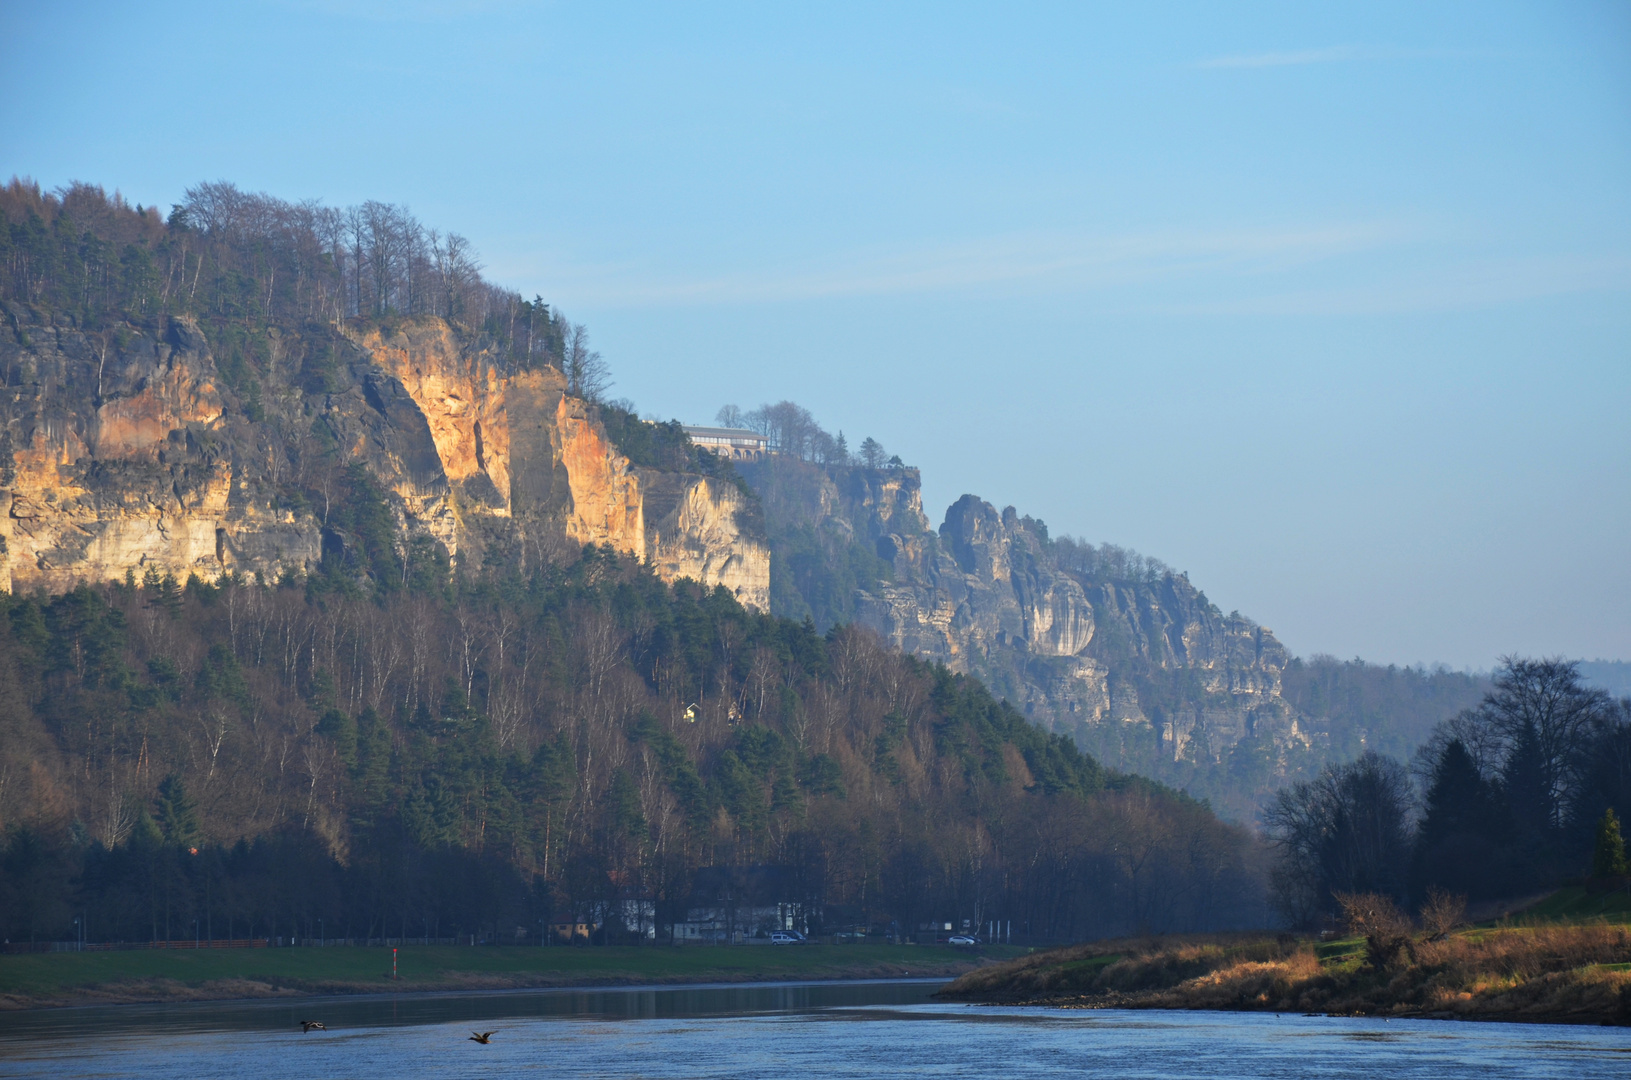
xmin=152 ymin=775 xmax=200 ymax=849
xmin=1500 ymin=718 xmax=1562 ymax=886
xmin=1593 ymin=808 xmax=1629 ymax=878
xmin=1502 ymin=720 xmax=1552 ymax=838
xmin=1412 ymin=739 xmax=1507 ymax=900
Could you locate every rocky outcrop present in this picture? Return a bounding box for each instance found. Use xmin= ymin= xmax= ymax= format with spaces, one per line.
xmin=642 ymin=472 xmax=769 ymax=610
xmin=742 ymin=457 xmax=1304 ymax=764
xmin=0 ymin=311 xmax=320 ymax=593
xmin=0 ymin=307 xmax=769 ymax=609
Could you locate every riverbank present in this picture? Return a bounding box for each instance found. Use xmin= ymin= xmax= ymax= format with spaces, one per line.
xmin=938 ymin=901 xmax=1631 ymax=1025
xmin=0 ymin=942 xmax=1015 ymax=1010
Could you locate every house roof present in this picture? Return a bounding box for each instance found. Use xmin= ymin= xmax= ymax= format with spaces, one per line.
xmin=681 ymin=426 xmax=767 ymax=442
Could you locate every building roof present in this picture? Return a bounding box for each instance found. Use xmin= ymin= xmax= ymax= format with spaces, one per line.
xmin=681 ymin=425 xmax=767 ymax=442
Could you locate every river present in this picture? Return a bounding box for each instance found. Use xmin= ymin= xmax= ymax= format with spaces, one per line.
xmin=0 ymin=979 xmax=1626 ymax=1078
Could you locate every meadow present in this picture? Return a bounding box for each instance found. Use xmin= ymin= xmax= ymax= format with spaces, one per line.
xmin=0 ymin=942 xmax=1014 ymax=1009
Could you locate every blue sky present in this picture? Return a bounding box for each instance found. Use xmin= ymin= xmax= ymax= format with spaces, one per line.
xmin=3 ymin=1 xmax=1627 ymax=669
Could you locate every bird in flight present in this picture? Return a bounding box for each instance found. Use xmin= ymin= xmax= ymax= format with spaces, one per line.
xmin=300 ymin=1020 xmax=327 ymax=1032
xmin=469 ymin=1031 xmax=496 ymax=1044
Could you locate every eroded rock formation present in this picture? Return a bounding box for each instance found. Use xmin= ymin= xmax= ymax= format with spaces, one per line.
xmin=741 ymin=456 xmax=1304 ymax=765
xmin=0 ymin=307 xmax=768 ymax=609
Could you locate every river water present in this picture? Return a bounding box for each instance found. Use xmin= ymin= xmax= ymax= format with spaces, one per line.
xmin=1 ymin=979 xmax=1627 ymax=1079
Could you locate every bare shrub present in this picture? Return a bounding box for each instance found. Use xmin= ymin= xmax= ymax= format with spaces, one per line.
xmin=1419 ymin=886 xmax=1468 ymax=940
xmin=1335 ymin=891 xmax=1417 ymax=968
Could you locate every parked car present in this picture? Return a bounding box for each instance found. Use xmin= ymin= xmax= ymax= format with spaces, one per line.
xmin=947 ymin=935 xmax=979 ymax=946
xmin=770 ymin=931 xmax=803 ymax=944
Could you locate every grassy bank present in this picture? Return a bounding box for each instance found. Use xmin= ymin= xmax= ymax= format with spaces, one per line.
xmin=939 ymin=911 xmax=1631 ymax=1025
xmin=0 ymin=943 xmax=1015 ymax=1009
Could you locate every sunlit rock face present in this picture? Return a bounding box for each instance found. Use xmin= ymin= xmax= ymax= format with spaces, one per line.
xmin=0 ymin=309 xmax=769 ymax=610
xmin=0 ymin=311 xmax=320 ymax=592
xmin=642 ymin=473 xmax=770 ymax=613
xmin=759 ymin=462 xmax=1301 ymax=764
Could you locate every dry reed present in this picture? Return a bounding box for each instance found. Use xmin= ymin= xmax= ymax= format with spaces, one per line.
xmin=941 ymin=921 xmax=1631 ymax=1024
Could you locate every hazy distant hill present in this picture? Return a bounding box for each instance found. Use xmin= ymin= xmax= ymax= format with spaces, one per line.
xmin=736 ymin=451 xmax=1489 ymax=821
xmin=1580 ymin=659 xmax=1631 ymax=699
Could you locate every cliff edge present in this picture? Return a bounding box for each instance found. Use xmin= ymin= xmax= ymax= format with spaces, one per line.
xmin=0 ymin=307 xmax=768 ymax=608
xmin=740 ymin=456 xmax=1304 ymax=770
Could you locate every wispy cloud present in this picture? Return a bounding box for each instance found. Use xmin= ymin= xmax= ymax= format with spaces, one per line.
xmin=494 ymin=224 xmax=1630 ymax=317
xmin=501 ymin=223 xmax=1409 ymax=308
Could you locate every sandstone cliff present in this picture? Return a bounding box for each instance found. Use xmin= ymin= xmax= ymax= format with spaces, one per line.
xmin=740 ymin=456 xmax=1304 ymax=767
xmin=0 ymin=307 xmax=768 ymax=608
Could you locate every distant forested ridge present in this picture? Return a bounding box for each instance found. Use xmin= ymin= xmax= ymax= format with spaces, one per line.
xmin=1580 ymin=660 xmax=1631 ymax=700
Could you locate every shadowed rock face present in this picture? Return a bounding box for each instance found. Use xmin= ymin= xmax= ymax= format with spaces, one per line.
xmin=0 ymin=308 xmax=768 ymax=609
xmin=747 ymin=460 xmax=1303 ymax=765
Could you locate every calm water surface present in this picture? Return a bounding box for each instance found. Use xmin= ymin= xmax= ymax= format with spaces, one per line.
xmin=1 ymin=979 xmax=1627 ymax=1079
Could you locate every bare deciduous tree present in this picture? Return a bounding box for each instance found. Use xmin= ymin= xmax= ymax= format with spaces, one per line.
xmin=562 ymin=322 xmax=612 ymax=402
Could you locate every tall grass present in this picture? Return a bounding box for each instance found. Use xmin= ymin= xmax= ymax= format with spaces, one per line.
xmin=942 ymin=923 xmax=1631 ymax=1023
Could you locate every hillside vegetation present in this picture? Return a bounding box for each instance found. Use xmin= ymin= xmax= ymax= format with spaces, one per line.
xmin=0 ymin=548 xmax=1269 ymax=949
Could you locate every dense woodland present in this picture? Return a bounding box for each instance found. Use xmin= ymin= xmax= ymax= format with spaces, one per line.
xmin=0 ymin=178 xmax=616 ymax=403
xmin=1266 ymin=658 xmax=1631 ymax=926
xmin=0 ymin=549 xmax=1269 ymax=946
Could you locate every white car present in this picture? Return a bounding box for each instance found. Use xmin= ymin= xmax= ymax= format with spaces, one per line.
xmin=947 ymin=935 xmax=979 ymax=946
xmin=770 ymin=931 xmax=802 ymax=944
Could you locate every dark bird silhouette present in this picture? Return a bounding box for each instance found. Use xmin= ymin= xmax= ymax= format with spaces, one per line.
xmin=300 ymin=1020 xmax=327 ymax=1032
xmin=469 ymin=1031 xmax=496 ymax=1044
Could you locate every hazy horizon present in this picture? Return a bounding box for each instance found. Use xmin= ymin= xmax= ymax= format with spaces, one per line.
xmin=2 ymin=1 xmax=1626 ymax=670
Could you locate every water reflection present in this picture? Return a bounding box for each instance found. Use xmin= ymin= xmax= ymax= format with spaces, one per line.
xmin=1 ymin=980 xmax=1628 ymax=1079
xmin=0 ymin=977 xmax=942 ymax=1041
